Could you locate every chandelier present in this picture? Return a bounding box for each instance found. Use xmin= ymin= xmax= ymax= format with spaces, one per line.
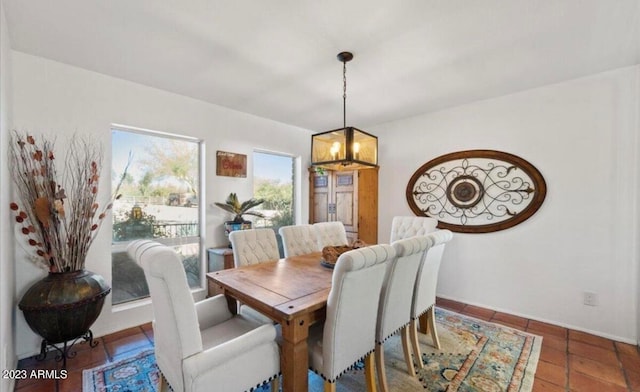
xmin=311 ymin=52 xmax=378 ymax=170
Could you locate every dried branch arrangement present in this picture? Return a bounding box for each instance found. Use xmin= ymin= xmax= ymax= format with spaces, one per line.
xmin=9 ymin=131 xmax=121 ymax=272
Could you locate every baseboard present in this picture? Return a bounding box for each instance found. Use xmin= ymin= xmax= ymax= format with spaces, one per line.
xmin=436 ymin=294 xmax=638 ymax=345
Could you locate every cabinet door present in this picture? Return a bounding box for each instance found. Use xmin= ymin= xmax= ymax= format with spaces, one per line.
xmin=333 ymin=171 xmax=357 ymax=233
xmin=311 ymin=172 xmax=331 ymax=223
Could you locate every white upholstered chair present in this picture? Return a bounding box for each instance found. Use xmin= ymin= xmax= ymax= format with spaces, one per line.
xmin=308 ymin=244 xmax=396 ymax=392
xmin=389 ymin=216 xmax=439 ymax=242
xmin=278 ymin=224 xmax=320 ymax=257
xmin=375 ymin=235 xmax=431 ymax=392
xmin=228 ymin=229 xmax=279 ymax=324
xmin=127 ymin=240 xmax=280 ymax=392
xmin=229 ymin=228 xmax=280 ymax=267
xmin=313 ymin=221 xmax=349 ymax=248
xmin=410 ymin=229 xmax=453 ymax=368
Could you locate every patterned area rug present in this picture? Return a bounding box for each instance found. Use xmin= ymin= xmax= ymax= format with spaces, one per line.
xmin=83 ymin=308 xmax=541 ymax=392
xmin=83 ymin=349 xmax=160 ymax=392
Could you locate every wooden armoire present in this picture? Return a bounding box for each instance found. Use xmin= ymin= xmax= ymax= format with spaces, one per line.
xmin=308 ymin=167 xmax=378 ymax=244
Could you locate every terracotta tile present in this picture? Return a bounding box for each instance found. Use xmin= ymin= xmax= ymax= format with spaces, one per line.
xmin=491 ymin=312 xmax=529 ymax=328
xmin=528 ymin=320 xmax=568 ymax=339
xmin=102 ymin=326 xmax=145 ymax=343
xmin=532 ymin=378 xmax=566 ymax=392
xmin=540 ymin=346 xmax=567 ymax=367
xmin=536 ymin=360 xmax=567 ymax=387
xmin=568 ymin=340 xmax=619 ymax=367
xmin=619 ymin=351 xmax=640 ymax=372
xmin=14 ymin=377 xmax=57 ymax=391
xmin=626 ymin=368 xmax=640 ymax=392
xmin=461 ymin=305 xmax=495 ymax=321
xmin=65 ymin=344 xmax=108 ymax=369
xmin=16 ymin=357 xmax=62 ymax=388
xmin=569 ymin=354 xmax=626 ymax=387
xmin=615 ymin=341 xmax=639 ymax=356
xmin=143 ymin=326 xmax=155 ymax=343
xmin=569 ymin=370 xmax=628 ymax=392
xmin=435 ymin=297 xmax=466 ymax=312
xmin=493 ymin=320 xmax=529 ymax=331
xmin=541 ymin=335 xmax=568 ymax=352
xmin=568 ymin=330 xmax=614 ymax=350
xmin=104 ymin=333 xmax=153 ymax=359
xmin=58 ymin=368 xmax=83 ymax=392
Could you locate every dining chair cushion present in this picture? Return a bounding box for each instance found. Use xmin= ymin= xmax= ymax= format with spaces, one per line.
xmin=379 ymin=235 xmax=431 ymax=341
xmin=374 ymin=235 xmax=432 ymax=390
xmin=413 ymin=229 xmax=453 ymax=317
xmin=389 ymin=216 xmax=439 ymax=242
xmin=229 ymin=228 xmax=280 ymax=267
xmin=308 ymin=244 xmax=396 ymax=382
xmin=129 ymin=240 xmax=280 ymax=392
xmin=313 ymin=221 xmax=349 ymax=248
xmin=279 ymin=224 xmax=320 ymax=257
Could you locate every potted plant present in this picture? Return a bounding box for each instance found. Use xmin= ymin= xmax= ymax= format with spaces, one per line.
xmin=213 ymin=193 xmax=265 ymax=243
xmin=9 ymin=131 xmax=121 ymax=366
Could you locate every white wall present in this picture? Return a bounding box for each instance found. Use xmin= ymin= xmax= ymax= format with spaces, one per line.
xmin=0 ymin=1 xmax=16 ymax=390
xmin=10 ymin=51 xmax=312 ymax=358
xmin=371 ymin=66 xmax=640 ymax=343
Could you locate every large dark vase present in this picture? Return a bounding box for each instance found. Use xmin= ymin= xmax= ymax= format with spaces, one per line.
xmin=18 ymin=270 xmax=111 ymax=344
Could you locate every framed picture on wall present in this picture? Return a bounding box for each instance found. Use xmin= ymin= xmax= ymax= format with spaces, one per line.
xmin=216 ymin=151 xmax=247 ymax=178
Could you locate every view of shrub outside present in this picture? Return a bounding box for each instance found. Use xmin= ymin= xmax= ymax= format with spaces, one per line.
xmin=111 ymin=128 xmax=201 ymax=305
xmin=253 ymin=152 xmax=295 ymax=255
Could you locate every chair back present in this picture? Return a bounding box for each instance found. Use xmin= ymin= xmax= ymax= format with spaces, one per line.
xmin=279 ymin=224 xmax=320 ymax=257
xmin=321 ymin=244 xmax=396 ymax=381
xmin=127 ymin=240 xmax=201 ymax=392
xmin=229 ymin=228 xmax=280 ymax=267
xmin=412 ymin=230 xmax=453 ymax=318
xmin=378 ymin=236 xmax=431 ymax=342
xmin=390 ymin=216 xmax=438 ymax=242
xmin=313 ymin=221 xmax=349 ymax=248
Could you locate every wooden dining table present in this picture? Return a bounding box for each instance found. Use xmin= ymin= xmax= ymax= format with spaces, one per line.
xmin=206 ymin=252 xmax=333 ymax=392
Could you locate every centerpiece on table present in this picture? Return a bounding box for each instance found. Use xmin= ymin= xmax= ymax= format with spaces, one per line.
xmin=9 ymin=131 xmax=120 ymax=366
xmin=320 ymin=239 xmax=368 ymax=268
xmin=213 ymin=192 xmax=265 ymax=246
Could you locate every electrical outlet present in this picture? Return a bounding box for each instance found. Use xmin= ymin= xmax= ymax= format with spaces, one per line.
xmin=583 ymin=291 xmax=598 ymax=306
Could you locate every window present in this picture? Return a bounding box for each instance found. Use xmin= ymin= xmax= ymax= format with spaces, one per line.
xmin=253 ymin=151 xmax=295 ymax=255
xmin=111 ymin=127 xmax=202 ymax=305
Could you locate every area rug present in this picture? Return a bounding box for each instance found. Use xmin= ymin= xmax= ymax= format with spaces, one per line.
xmin=83 ymin=349 xmax=160 ymax=392
xmin=83 ymin=308 xmax=541 ymax=392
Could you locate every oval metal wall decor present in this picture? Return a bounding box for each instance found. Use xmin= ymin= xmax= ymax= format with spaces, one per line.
xmin=406 ymin=150 xmax=547 ymax=233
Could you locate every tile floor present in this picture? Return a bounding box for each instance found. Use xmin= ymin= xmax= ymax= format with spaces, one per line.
xmin=13 ymin=298 xmax=640 ymax=391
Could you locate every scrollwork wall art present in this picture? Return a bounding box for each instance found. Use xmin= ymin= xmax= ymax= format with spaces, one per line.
xmin=406 ymin=150 xmax=546 ymax=233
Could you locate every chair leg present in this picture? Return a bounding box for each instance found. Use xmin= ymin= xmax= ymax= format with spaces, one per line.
xmin=159 ymin=374 xmax=170 ymax=392
xmin=271 ymin=375 xmax=280 ymax=392
xmin=400 ymin=326 xmax=416 ymax=376
xmin=364 ymin=352 xmax=377 ymax=392
xmin=375 ymin=342 xmax=389 ymax=392
xmin=427 ymin=306 xmax=441 ymax=350
xmin=418 ymin=312 xmax=429 ymax=334
xmin=324 ymin=380 xmax=336 ymax=392
xmin=410 ymin=319 xmax=424 ymax=369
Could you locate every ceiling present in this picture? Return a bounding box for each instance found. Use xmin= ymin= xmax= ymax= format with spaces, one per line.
xmin=3 ymin=0 xmax=640 ymax=131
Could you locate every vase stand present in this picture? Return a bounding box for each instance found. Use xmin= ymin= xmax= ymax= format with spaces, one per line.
xmin=36 ymin=329 xmax=98 ymax=369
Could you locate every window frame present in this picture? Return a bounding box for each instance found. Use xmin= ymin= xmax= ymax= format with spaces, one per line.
xmin=110 ymin=124 xmax=206 ymax=307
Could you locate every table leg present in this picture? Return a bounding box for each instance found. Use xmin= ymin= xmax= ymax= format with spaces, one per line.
xmin=223 ymin=292 xmax=238 ymax=315
xmin=280 ymin=314 xmax=311 ymax=392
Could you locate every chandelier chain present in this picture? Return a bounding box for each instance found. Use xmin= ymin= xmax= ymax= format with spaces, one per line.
xmin=343 ymin=60 xmax=347 ymax=128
